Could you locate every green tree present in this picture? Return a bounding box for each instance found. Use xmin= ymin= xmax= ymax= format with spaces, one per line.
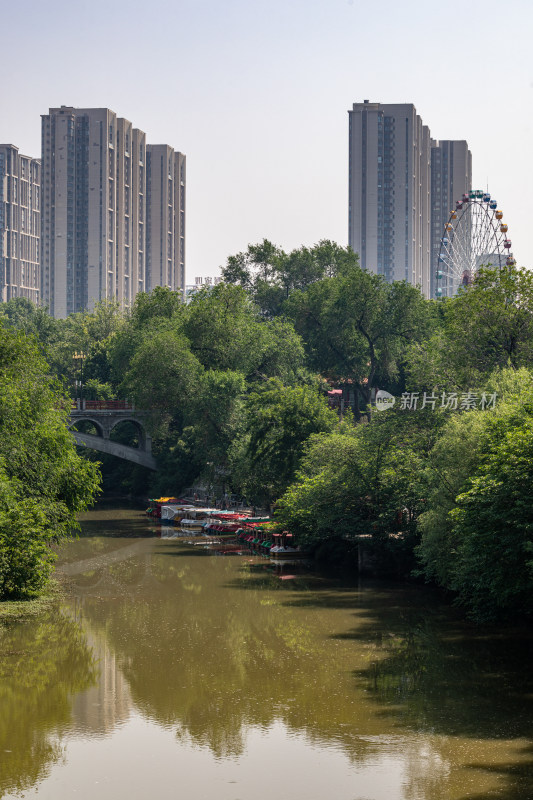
xmin=414 ymin=411 xmax=486 ymax=588
xmin=407 ymin=265 xmax=533 ymax=392
xmin=275 ymin=409 xmax=439 ymax=570
xmin=447 ymin=265 xmax=533 ymax=374
xmin=0 ymin=325 xmax=100 ymax=598
xmin=232 ymin=380 xmax=338 ymax=507
xmin=416 ymin=368 xmax=533 ymax=620
xmin=180 ymin=282 xmax=306 ymax=379
xmin=83 ymin=378 xmax=116 ymax=401
xmin=222 ymin=239 xmax=357 ymax=317
xmin=449 ymin=412 xmax=533 ymax=620
xmin=108 ymin=289 xmax=185 ymax=389
xmin=111 ymin=281 xmax=316 ymax=496
xmin=120 ymin=328 xmax=203 ymax=437
xmin=50 ymin=300 xmax=126 ymax=394
xmin=286 ymin=260 xmax=432 ymax=416
xmin=0 ymin=297 xmax=59 ymax=348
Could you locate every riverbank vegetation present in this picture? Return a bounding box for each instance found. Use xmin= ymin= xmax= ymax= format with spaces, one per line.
xmin=0 ymin=580 xmax=62 ymax=622
xmin=0 ymin=325 xmax=100 ymax=600
xmin=1 ymin=245 xmax=532 ymax=620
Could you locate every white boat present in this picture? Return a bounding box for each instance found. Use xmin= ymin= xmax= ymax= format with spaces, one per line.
xmin=160 ymin=504 xmax=190 ymax=522
xmin=269 ymin=545 xmax=308 ymax=559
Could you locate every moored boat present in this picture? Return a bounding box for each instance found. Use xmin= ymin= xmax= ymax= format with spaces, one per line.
xmin=269 ymin=532 xmax=309 ymax=559
xmin=160 ymin=503 xmax=192 ymax=522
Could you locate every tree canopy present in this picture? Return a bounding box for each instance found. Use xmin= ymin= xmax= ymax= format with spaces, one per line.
xmin=0 ymin=324 xmax=100 ymax=598
xmin=2 ymin=245 xmax=532 ymax=621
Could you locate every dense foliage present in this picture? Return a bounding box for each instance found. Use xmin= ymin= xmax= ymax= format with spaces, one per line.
xmin=276 ymin=409 xmax=441 ymax=573
xmin=0 ymin=324 xmax=100 ymax=598
xmin=1 ymin=253 xmax=532 ymax=620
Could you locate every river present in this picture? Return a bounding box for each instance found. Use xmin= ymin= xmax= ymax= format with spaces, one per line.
xmin=0 ymin=503 xmax=532 ymax=799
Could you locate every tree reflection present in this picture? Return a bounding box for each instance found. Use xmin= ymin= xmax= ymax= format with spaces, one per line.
xmin=62 ymin=530 xmax=533 ymax=799
xmin=331 ymin=587 xmax=533 ymax=799
xmin=348 ymin=606 xmax=533 ymax=741
xmin=74 ymin=553 xmax=386 ymax=759
xmin=0 ymin=612 xmax=97 ymax=796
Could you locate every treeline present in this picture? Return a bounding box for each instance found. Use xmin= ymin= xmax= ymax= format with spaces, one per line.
xmin=1 ymin=241 xmax=532 ymax=620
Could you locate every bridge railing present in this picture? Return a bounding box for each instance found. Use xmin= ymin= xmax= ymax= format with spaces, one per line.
xmin=71 ymin=400 xmax=135 ymax=411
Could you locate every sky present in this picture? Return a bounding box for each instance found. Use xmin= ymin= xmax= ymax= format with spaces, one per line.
xmin=1 ymin=0 xmax=532 ymax=282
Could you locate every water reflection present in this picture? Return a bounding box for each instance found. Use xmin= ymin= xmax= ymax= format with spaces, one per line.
xmin=0 ymin=612 xmax=97 ymax=796
xmin=1 ymin=505 xmax=532 ymax=799
xmin=68 ymin=612 xmax=133 ymax=737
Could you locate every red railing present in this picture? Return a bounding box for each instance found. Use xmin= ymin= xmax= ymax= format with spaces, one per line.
xmin=71 ymin=400 xmax=133 ymax=411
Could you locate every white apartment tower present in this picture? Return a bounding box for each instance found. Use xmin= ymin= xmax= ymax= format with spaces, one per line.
xmin=348 ymin=101 xmax=432 ymax=298
xmin=0 ymin=145 xmax=41 ymax=304
xmin=41 ymin=107 xmax=186 ymax=318
xmin=348 ymin=101 xmax=472 ymax=299
xmin=146 ymin=145 xmax=186 ymax=293
xmin=430 ymin=140 xmax=472 ymax=297
xmin=41 ymin=107 xmax=147 ymax=317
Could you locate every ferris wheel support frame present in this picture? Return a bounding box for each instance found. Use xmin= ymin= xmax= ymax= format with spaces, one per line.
xmin=436 ymin=189 xmax=515 ymax=298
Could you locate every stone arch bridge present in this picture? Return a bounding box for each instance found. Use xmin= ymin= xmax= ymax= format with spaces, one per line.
xmin=68 ymin=401 xmax=157 ymax=470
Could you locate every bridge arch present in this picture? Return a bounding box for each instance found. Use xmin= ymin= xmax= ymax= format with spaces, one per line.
xmin=68 ymin=406 xmax=157 ymax=470
xmin=68 ymin=417 xmax=105 ymax=438
xmin=108 ymin=417 xmax=147 ymax=449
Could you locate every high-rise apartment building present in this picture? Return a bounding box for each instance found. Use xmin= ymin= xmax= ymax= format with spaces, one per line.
xmin=430 ymin=140 xmax=472 ymax=297
xmin=41 ymin=106 xmax=186 ymax=318
xmin=348 ymin=101 xmax=471 ymax=299
xmin=348 ymin=101 xmax=432 ymax=298
xmin=146 ymin=145 xmax=186 ymax=293
xmin=0 ymin=145 xmax=41 ymax=304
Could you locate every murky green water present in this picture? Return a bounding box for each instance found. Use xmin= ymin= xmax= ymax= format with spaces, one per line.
xmin=1 ymin=504 xmax=532 ymax=799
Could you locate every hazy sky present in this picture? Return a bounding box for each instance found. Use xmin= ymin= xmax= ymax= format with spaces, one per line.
xmin=1 ymin=0 xmax=531 ymax=281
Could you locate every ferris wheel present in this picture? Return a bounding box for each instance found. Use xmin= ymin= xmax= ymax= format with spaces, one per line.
xmin=436 ymin=190 xmax=516 ymax=297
